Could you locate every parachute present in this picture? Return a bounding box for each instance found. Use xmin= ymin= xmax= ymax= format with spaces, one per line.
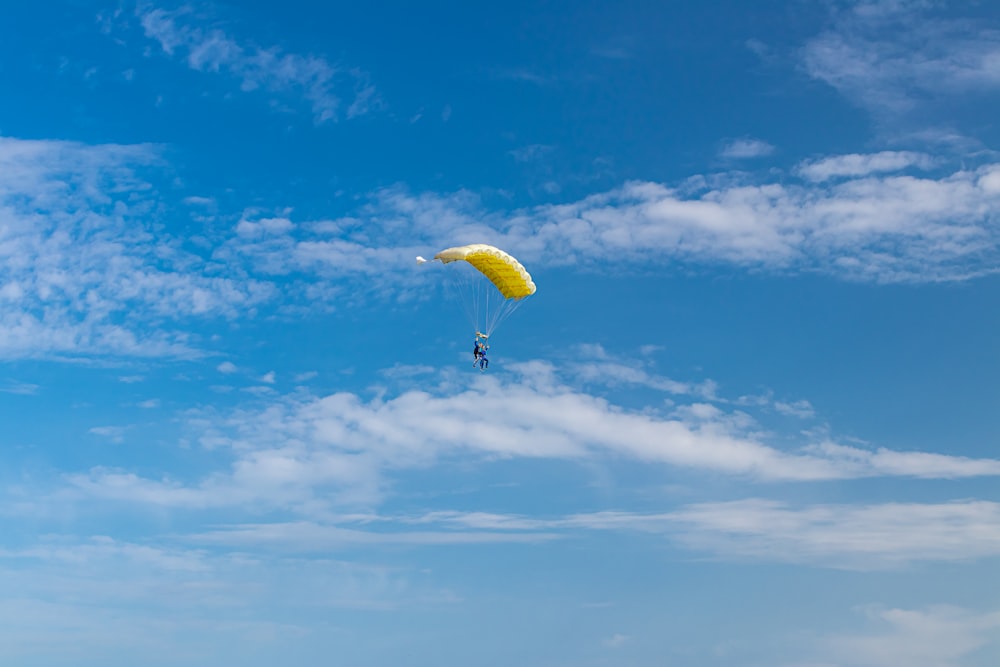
xmin=418 ymin=243 xmax=536 ymax=338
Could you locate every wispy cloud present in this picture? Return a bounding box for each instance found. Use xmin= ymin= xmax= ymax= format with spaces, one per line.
xmin=508 ymin=144 xmax=555 ymax=163
xmin=7 ymin=133 xmax=999 ymax=366
xmin=0 ymin=380 xmax=40 ymax=395
xmin=88 ymin=425 xmax=131 ymax=443
xmin=563 ymin=344 xmax=717 ymax=397
xmin=191 ymin=520 xmax=557 ymax=550
xmin=177 ymin=497 xmax=1000 ymax=570
xmin=774 ymin=399 xmax=815 ymax=419
xmin=216 ymin=361 xmax=238 ymax=374
xmin=669 ymin=498 xmax=1000 ymax=569
xmin=403 ymin=497 xmax=1000 ymax=569
xmin=136 ymin=6 xmax=380 ymax=123
xmin=817 ymin=605 xmax=1000 ymax=666
xmin=719 ymin=138 xmax=775 ymax=160
xmin=491 ymin=67 xmax=550 ymax=85
xmin=797 ymin=151 xmax=936 ymax=182
xmin=63 ymin=361 xmax=1000 ymax=521
xmin=0 ymin=136 xmax=274 ymax=360
xmin=8 ymin=133 xmax=1000 ymax=365
xmin=226 ymin=156 xmax=1000 ymax=287
xmin=802 ymin=1 xmax=1000 ymax=115
xmin=0 ymin=535 xmax=452 ymax=658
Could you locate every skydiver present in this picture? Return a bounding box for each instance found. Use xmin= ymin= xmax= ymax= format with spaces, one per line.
xmin=477 ymin=342 xmax=489 ymax=370
xmin=473 ymin=332 xmax=489 ymax=367
xmin=473 ymin=340 xmax=489 ymax=366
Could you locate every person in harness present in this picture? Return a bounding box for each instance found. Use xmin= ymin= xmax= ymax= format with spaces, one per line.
xmin=473 ymin=332 xmax=489 ymax=370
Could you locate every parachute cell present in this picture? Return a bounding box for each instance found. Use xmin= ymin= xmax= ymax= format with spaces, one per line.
xmin=433 ymin=244 xmax=536 ymax=299
xmin=420 ymin=243 xmax=536 ymax=339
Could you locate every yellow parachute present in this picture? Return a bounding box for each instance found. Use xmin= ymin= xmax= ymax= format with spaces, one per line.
xmin=417 ymin=243 xmax=536 ymax=338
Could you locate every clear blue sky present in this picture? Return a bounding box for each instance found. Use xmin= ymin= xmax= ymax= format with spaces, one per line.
xmin=2 ymin=1 xmax=1000 ymax=665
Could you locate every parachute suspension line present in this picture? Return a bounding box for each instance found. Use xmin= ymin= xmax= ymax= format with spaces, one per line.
xmin=484 ymin=274 xmax=494 ymax=335
xmin=443 ymin=263 xmax=479 ymax=335
xmin=485 ymin=284 xmax=498 ymax=336
xmin=443 ymin=260 xmax=510 ymax=336
xmin=477 ymin=272 xmax=521 ymax=338
xmin=473 ymin=268 xmax=484 ymax=333
xmin=467 ymin=266 xmax=530 ymax=337
xmin=485 ymin=294 xmax=528 ymax=337
xmin=422 ymin=242 xmax=536 ymax=343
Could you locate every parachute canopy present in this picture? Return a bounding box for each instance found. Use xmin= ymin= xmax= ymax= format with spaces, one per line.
xmin=420 ymin=243 xmax=536 ymax=338
xmin=432 ymin=244 xmax=536 ymax=300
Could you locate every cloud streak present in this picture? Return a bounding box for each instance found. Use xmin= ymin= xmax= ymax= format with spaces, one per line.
xmin=184 ymin=497 xmax=1000 ymax=570
xmin=64 ymin=361 xmax=1000 ymax=521
xmin=227 ymin=156 xmax=1000 ymax=287
xmin=719 ymin=138 xmax=775 ymax=160
xmin=797 ymin=151 xmax=936 ymax=182
xmin=669 ymin=498 xmax=1000 ymax=569
xmin=408 ymin=498 xmax=1000 ymax=569
xmin=137 ymin=6 xmax=380 ymax=123
xmin=0 ymin=534 xmax=453 ymax=661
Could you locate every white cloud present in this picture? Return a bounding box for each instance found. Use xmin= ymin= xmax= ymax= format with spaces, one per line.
xmin=378 ymin=364 xmax=435 ymax=379
xmin=774 ymin=399 xmax=815 ymax=419
xmin=63 ymin=363 xmax=1000 ymax=520
xmin=508 ymin=144 xmax=555 ymax=163
xmin=797 ymin=151 xmax=936 ymax=181
xmin=806 ymin=440 xmax=1000 ymax=478
xmin=226 ymin=158 xmax=1000 ymax=287
xmin=176 ymin=497 xmax=1000 ymax=570
xmin=242 ymin=385 xmax=276 ymax=396
xmin=719 ymin=138 xmax=775 ymax=159
xmin=0 ymin=136 xmax=274 ymax=360
xmin=669 ymin=498 xmax=1000 ymax=569
xmin=137 ymin=7 xmax=380 ymax=123
xmin=802 ymin=2 xmax=1000 ymax=115
xmin=6 ymin=135 xmax=999 ymax=366
xmin=88 ymin=425 xmax=130 ymax=444
xmin=0 ymin=535 xmax=453 ymax=659
xmin=400 ymin=496 xmax=1000 ymax=569
xmin=190 ymin=520 xmax=557 ymax=550
xmin=0 ymin=380 xmax=39 ymax=395
xmin=564 ymin=345 xmax=717 ymax=397
xmin=259 ymin=371 xmax=276 ymax=384
xmin=819 ymin=605 xmax=1000 ymax=667
xmin=217 ymin=361 xmax=238 ymax=374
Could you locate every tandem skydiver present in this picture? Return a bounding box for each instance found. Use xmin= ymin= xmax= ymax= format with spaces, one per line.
xmin=473 ymin=332 xmax=489 ymax=370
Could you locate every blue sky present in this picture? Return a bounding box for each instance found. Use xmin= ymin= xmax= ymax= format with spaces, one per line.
xmin=1 ymin=1 xmax=1000 ymax=665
